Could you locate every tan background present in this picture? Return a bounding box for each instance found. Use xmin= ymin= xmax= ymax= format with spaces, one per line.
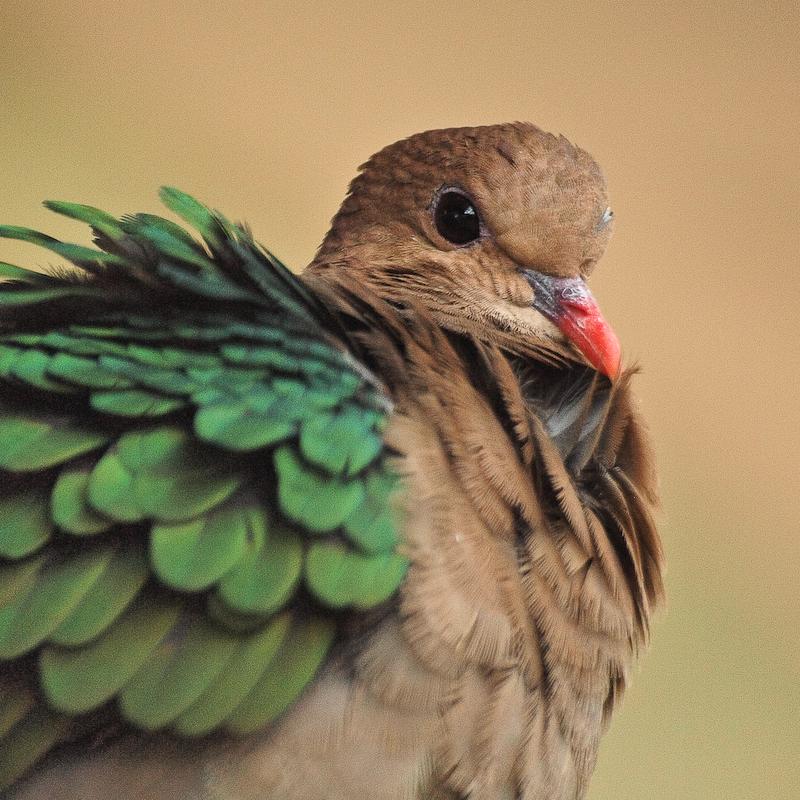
xmin=1 ymin=2 xmax=798 ymax=797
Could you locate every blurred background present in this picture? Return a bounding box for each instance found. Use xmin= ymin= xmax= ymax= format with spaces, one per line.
xmin=1 ymin=2 xmax=797 ymax=797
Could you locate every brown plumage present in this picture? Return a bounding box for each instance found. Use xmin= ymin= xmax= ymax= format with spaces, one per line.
xmin=10 ymin=122 xmax=663 ymax=800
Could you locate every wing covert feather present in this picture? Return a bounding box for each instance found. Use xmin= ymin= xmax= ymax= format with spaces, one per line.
xmin=0 ymin=190 xmax=405 ymax=787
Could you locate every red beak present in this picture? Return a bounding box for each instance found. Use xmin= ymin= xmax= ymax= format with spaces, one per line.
xmin=523 ymin=270 xmax=621 ymax=379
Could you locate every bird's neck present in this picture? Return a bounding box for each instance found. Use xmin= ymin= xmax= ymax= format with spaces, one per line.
xmin=304 ymin=257 xmax=663 ymax=638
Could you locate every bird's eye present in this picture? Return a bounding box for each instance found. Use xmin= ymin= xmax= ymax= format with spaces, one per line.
xmin=433 ymin=190 xmax=481 ymax=245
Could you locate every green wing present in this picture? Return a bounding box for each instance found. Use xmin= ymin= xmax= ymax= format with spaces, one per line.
xmin=0 ymin=190 xmax=405 ymax=788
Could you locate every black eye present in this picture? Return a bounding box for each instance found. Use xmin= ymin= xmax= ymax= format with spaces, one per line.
xmin=434 ymin=190 xmax=481 ymax=245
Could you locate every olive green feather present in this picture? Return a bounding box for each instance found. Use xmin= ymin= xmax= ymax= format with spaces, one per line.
xmin=49 ymin=540 xmax=149 ymax=646
xmin=172 ymin=613 xmax=292 ymax=736
xmin=224 ymin=614 xmax=336 ymax=734
xmin=118 ymin=610 xmax=240 ymax=730
xmin=51 ymin=465 xmax=114 ymax=536
xmin=0 ymin=416 xmax=110 ymax=473
xmin=40 ymin=594 xmax=184 ymax=715
xmin=0 ymin=546 xmax=115 ymax=658
xmin=0 ymin=706 xmax=71 ymax=790
xmin=0 ymin=485 xmax=54 ymax=558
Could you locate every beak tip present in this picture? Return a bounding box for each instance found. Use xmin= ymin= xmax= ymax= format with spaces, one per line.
xmin=583 ymin=323 xmax=621 ymax=379
xmin=554 ymin=299 xmax=622 ymax=379
xmin=600 ymin=343 xmax=622 ymax=380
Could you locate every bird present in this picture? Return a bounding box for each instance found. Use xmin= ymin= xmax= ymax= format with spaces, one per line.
xmin=0 ymin=122 xmax=663 ymax=800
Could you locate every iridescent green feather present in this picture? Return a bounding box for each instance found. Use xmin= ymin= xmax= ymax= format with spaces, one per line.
xmin=215 ymin=511 xmax=304 ymax=616
xmin=118 ymin=610 xmax=240 ymax=730
xmin=0 ymin=188 xmax=405 ymax=789
xmin=40 ymin=594 xmax=184 ymax=715
xmin=0 ymin=545 xmax=115 ymax=658
xmin=150 ymin=503 xmax=253 ymax=592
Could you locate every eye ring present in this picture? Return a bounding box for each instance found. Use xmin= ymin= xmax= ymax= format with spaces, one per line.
xmin=432 ymin=187 xmax=482 ymax=246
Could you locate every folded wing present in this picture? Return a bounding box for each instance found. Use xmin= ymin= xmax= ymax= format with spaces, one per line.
xmin=0 ymin=190 xmax=405 ymax=788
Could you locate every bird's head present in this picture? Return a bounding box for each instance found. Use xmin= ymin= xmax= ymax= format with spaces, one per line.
xmin=308 ymin=122 xmax=620 ymax=378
